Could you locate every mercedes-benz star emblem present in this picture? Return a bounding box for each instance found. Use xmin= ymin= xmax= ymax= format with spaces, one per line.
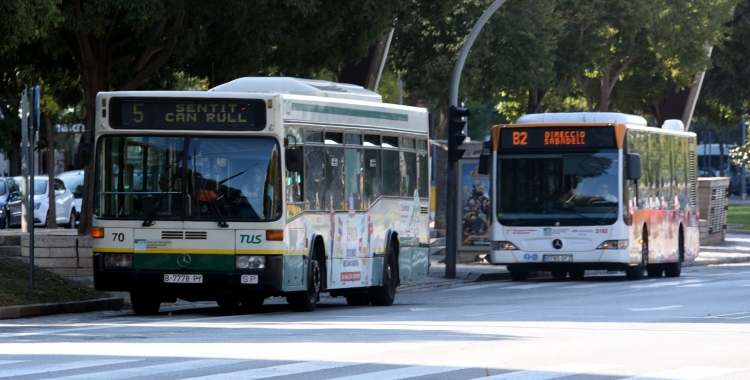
xmin=552 ymin=239 xmax=563 ymax=250
xmin=177 ymin=254 xmax=192 ymax=267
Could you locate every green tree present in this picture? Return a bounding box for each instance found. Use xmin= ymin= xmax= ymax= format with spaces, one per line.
xmin=557 ymin=0 xmax=735 ymax=113
xmin=4 ymin=0 xmax=409 ymax=233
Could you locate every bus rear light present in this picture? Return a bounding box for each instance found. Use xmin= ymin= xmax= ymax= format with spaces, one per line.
xmin=491 ymin=241 xmax=518 ymax=250
xmin=91 ymin=227 xmax=105 ymax=239
xmin=236 ymin=255 xmax=265 ymax=269
xmin=266 ymin=230 xmax=284 ymax=241
xmin=103 ymin=253 xmax=132 ymax=269
xmin=597 ymin=240 xmax=629 ymax=249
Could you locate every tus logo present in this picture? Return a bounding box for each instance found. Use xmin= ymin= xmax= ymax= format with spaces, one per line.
xmin=240 ymin=234 xmax=262 ymax=244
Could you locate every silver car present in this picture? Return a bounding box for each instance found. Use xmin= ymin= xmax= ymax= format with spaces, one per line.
xmin=7 ymin=176 xmax=76 ymax=228
xmin=57 ymin=170 xmax=84 ymax=222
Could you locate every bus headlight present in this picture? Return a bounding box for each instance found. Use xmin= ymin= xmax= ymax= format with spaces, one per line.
xmin=236 ymin=255 xmax=265 ymax=269
xmin=491 ymin=241 xmax=518 ymax=250
xmin=597 ymin=240 xmax=629 ymax=249
xmin=103 ymin=253 xmax=133 ymax=269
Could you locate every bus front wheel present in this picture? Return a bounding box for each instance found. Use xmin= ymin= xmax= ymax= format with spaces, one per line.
xmin=288 ymin=252 xmax=321 ymax=312
xmin=626 ymin=240 xmax=648 ymax=280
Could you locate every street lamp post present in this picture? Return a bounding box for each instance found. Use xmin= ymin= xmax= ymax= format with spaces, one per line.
xmin=446 ymin=0 xmax=508 ymax=278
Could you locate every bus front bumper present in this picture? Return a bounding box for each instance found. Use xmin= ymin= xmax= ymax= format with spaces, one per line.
xmin=93 ymin=253 xmax=283 ymax=297
xmin=488 ymin=249 xmax=634 ymax=272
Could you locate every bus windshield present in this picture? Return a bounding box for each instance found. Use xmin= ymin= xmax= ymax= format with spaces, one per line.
xmin=496 ymin=150 xmax=619 ymax=226
xmin=96 ymin=135 xmax=281 ymax=222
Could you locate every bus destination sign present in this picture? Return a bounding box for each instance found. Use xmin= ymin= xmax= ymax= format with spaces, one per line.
xmin=108 ymin=98 xmax=267 ymax=131
xmin=500 ymin=126 xmax=615 ymax=150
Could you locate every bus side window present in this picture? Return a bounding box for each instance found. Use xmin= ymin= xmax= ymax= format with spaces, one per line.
xmin=344 ymin=148 xmax=363 ymax=210
xmin=363 ymin=148 xmax=381 ymax=207
xmin=304 ymin=146 xmax=325 ymax=211
xmin=382 ymin=150 xmax=400 ymax=196
xmin=326 ymin=147 xmax=346 ymax=210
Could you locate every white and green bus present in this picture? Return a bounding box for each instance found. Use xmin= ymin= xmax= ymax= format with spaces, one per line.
xmin=91 ymin=77 xmax=430 ymax=314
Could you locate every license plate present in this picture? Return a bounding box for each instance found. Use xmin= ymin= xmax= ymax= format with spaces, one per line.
xmin=241 ymin=275 xmax=259 ymax=284
xmin=164 ymin=274 xmax=203 ymax=283
xmin=543 ymin=254 xmax=573 ymax=263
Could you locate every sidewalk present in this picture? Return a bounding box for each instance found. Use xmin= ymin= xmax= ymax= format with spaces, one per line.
xmin=399 ymin=233 xmax=750 ymax=291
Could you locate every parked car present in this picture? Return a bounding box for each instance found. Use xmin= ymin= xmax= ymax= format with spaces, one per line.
xmin=57 ymin=170 xmax=84 ymax=223
xmin=7 ymin=176 xmax=76 ymax=228
xmin=0 ymin=177 xmax=21 ymax=229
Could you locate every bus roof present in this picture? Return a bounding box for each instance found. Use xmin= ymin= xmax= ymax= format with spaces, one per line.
xmin=209 ymin=77 xmax=382 ymax=103
xmin=516 ymin=112 xmax=648 ymax=126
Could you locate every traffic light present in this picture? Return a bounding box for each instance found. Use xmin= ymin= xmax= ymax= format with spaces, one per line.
xmin=448 ymin=105 xmax=469 ymax=162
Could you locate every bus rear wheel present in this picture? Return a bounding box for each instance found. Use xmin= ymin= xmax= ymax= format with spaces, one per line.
xmin=665 ymin=231 xmax=684 ymax=278
xmin=288 ymin=251 xmax=321 ymax=312
xmin=369 ymin=246 xmax=397 ymax=306
xmin=130 ymin=291 xmax=160 ymax=315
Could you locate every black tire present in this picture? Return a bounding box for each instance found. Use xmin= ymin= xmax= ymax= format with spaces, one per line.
xmin=66 ymin=209 xmax=76 ymax=229
xmin=510 ymin=270 xmax=529 ymax=281
xmin=647 ymin=264 xmax=663 ymax=278
xmin=3 ymin=211 xmax=8 ymax=229
xmin=345 ymin=293 xmax=371 ymax=306
xmin=369 ymin=246 xmax=397 ymax=306
xmin=44 ymin=211 xmax=49 ymax=228
xmin=569 ymin=269 xmax=585 ymax=279
xmin=626 ymin=239 xmax=648 ymax=280
xmin=130 ymin=292 xmax=161 ymax=315
xmin=288 ymin=251 xmax=322 ymax=312
xmin=551 ymin=270 xmax=567 ymax=279
xmin=665 ymin=231 xmax=684 ymax=277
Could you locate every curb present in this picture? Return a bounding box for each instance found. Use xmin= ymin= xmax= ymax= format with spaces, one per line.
xmin=0 ymin=297 xmax=124 ymax=320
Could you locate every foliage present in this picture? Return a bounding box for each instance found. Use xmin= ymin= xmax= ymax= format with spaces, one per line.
xmin=0 ymin=0 xmax=61 ymax=55
xmin=556 ymin=0 xmax=735 ymax=113
xmin=0 ymin=256 xmax=109 ymax=307
xmin=697 ymin=0 xmax=750 ymax=128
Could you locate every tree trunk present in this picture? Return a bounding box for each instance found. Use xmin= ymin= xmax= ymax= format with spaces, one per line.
xmin=8 ymin=138 xmax=21 ymax=176
xmin=527 ymin=88 xmax=546 ymax=114
xmin=45 ymin=113 xmax=57 ymax=229
xmin=433 ymin=107 xmax=448 ymax=233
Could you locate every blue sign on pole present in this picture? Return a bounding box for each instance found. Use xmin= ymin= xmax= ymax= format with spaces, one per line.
xmin=32 ymin=85 xmax=40 ymax=131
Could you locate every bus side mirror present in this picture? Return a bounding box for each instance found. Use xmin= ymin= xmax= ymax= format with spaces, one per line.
xmin=476 ymin=141 xmax=492 ymax=175
xmin=79 ymin=143 xmax=93 ymax=167
xmin=285 ymin=147 xmax=303 ymax=172
xmin=627 ymin=153 xmax=641 ymax=180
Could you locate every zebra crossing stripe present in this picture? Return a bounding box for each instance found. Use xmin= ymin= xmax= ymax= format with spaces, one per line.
xmin=327 ymin=364 xmax=469 ymax=380
xmin=0 ymin=361 xmax=27 ymax=366
xmin=621 ymin=367 xmax=745 ymax=379
xmin=56 ymin=359 xmax=246 ymax=380
xmin=184 ymin=361 xmax=359 ymax=380
xmin=471 ymin=363 xmax=620 ymax=380
xmin=0 ymin=359 xmax=140 ymax=378
xmin=52 ymin=359 xmax=243 ymax=380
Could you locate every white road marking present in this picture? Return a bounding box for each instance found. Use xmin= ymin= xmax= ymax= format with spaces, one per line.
xmin=464 ymin=310 xmax=521 ymax=317
xmin=442 ymin=284 xmax=502 ymax=292
xmin=630 ymin=279 xmax=706 ymax=289
xmin=409 ymin=308 xmax=440 ymax=311
xmin=53 ymin=359 xmax=243 ymax=380
xmin=504 ymin=283 xmax=556 ymax=290
xmin=184 ymin=361 xmax=359 ymax=380
xmin=0 ymin=361 xmax=26 ymax=366
xmin=0 ymin=359 xmax=140 ymax=378
xmin=628 ymin=305 xmax=683 ymax=312
xmin=470 ymin=363 xmax=620 ymax=380
xmin=327 ymin=364 xmax=469 ymax=380
xmin=621 ymin=366 xmax=745 ymax=379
